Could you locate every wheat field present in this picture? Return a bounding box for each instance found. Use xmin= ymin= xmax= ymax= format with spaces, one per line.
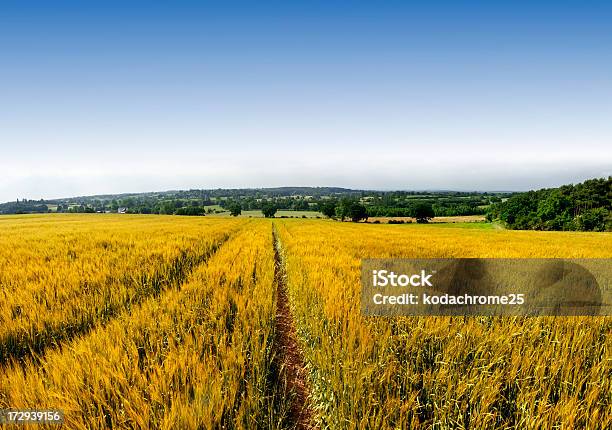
xmin=0 ymin=215 xmax=610 ymax=429
xmin=275 ymin=220 xmax=611 ymax=429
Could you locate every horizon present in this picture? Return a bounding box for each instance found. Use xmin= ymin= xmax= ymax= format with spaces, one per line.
xmin=2 ymin=170 xmax=608 ymax=202
xmin=1 ymin=1 xmax=611 ymax=202
xmin=5 ymin=176 xmax=610 ymax=205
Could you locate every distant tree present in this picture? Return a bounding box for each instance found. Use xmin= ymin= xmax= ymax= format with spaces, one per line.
xmin=348 ymin=202 xmax=368 ymax=222
xmin=413 ymin=203 xmax=434 ymax=223
xmin=321 ymin=201 xmax=337 ymax=218
xmin=175 ymin=206 xmax=206 ymax=216
xmin=335 ymin=198 xmax=354 ymax=221
xmin=261 ymin=204 xmax=277 ymax=218
xmin=159 ymin=202 xmax=173 ymax=215
xmin=537 ymin=190 xmax=570 ymax=222
xmin=292 ymin=199 xmax=310 ymax=211
xmin=335 ymin=201 xmax=347 ymax=221
xmin=229 ymin=203 xmax=242 ymax=217
xmin=575 ymin=208 xmax=608 ymax=232
xmin=335 ymin=199 xmax=367 ymax=222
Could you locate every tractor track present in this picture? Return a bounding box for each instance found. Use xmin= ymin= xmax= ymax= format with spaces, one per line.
xmin=272 ymin=225 xmax=315 ymax=429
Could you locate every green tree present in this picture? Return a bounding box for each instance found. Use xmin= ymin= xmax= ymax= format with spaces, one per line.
xmin=175 ymin=206 xmax=206 ymax=216
xmin=292 ymin=199 xmax=310 ymax=211
xmin=321 ymin=201 xmax=337 ymax=218
xmin=575 ymin=208 xmax=608 ymax=232
xmin=261 ymin=204 xmax=277 ymax=218
xmin=229 ymin=203 xmax=242 ymax=217
xmin=160 ymin=202 xmax=176 ymax=215
xmin=335 ymin=199 xmax=367 ymax=222
xmin=348 ymin=202 xmax=368 ymax=222
xmin=537 ymin=190 xmax=570 ymax=222
xmin=335 ymin=198 xmax=353 ymax=221
xmin=413 ymin=203 xmax=434 ymax=223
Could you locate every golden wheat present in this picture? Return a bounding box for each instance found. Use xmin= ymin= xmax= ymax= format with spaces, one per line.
xmin=0 ymin=217 xmax=284 ymax=429
xmin=0 ymin=215 xmax=242 ymax=367
xmin=0 ymin=215 xmax=610 ymax=429
xmin=275 ymin=219 xmax=611 ymax=429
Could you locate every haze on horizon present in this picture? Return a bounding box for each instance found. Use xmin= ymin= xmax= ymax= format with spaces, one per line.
xmin=1 ymin=1 xmax=611 ymax=202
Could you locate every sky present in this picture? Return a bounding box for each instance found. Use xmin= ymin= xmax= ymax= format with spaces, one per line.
xmin=1 ymin=0 xmax=611 ymax=201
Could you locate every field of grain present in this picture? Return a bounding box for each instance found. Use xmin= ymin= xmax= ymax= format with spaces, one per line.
xmin=0 ymin=215 xmax=298 ymax=429
xmin=274 ymin=220 xmax=611 ymax=429
xmin=0 ymin=215 xmax=610 ymax=429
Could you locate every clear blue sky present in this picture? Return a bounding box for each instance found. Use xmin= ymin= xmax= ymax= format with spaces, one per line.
xmin=1 ymin=1 xmax=610 ymax=200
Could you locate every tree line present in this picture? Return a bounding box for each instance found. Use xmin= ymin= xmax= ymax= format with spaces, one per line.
xmin=1 ymin=188 xmax=504 ymax=218
xmin=486 ymin=177 xmax=611 ymax=231
xmin=318 ymin=199 xmax=435 ymax=223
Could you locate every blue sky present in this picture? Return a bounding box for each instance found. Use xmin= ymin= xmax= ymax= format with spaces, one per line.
xmin=1 ymin=1 xmax=611 ymax=200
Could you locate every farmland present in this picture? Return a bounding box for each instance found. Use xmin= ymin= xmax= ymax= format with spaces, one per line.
xmin=275 ymin=220 xmax=611 ymax=429
xmin=0 ymin=215 xmax=610 ymax=429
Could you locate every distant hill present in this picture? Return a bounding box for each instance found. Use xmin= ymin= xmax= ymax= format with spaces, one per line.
xmin=0 ymin=187 xmax=506 ymax=217
xmin=487 ymin=177 xmax=611 ymax=231
xmin=53 ymin=186 xmax=362 ymax=202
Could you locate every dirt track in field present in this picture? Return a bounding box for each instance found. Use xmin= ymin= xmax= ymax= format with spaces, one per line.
xmin=272 ymin=226 xmax=315 ymax=429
